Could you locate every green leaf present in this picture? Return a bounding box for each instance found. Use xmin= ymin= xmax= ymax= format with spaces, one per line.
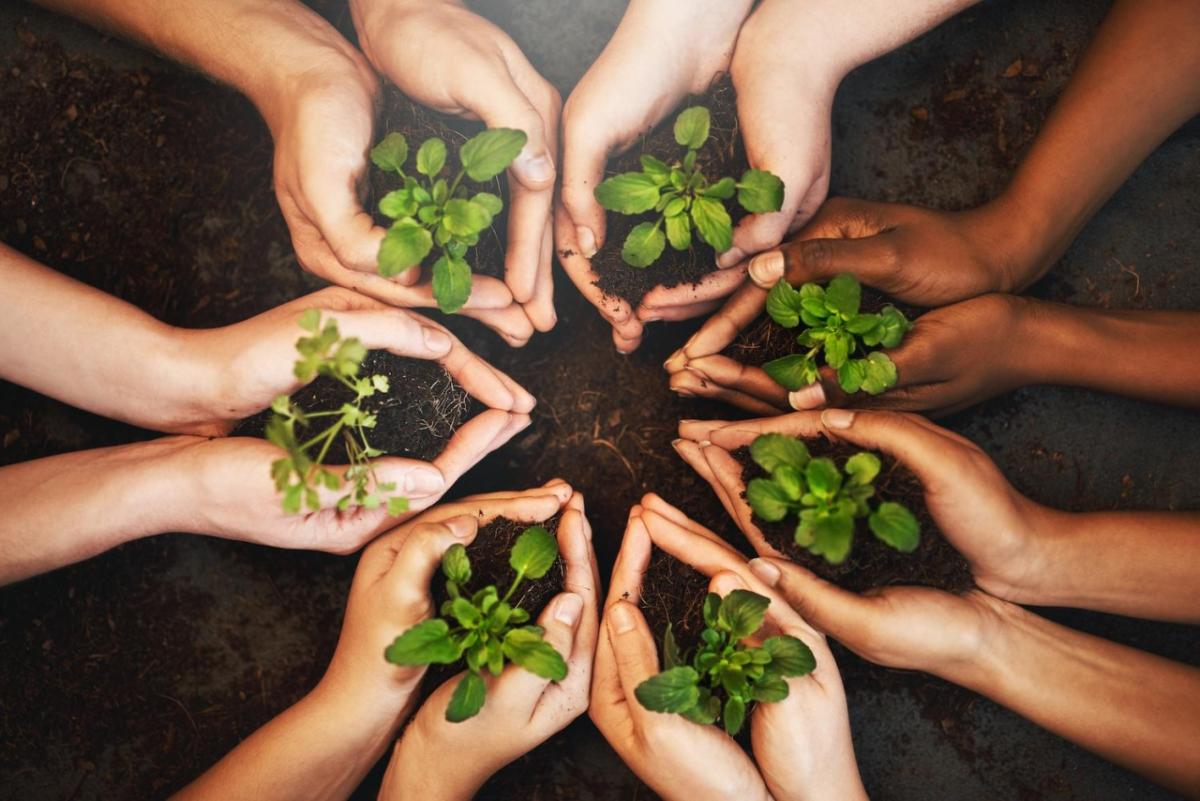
xmin=673 ymin=106 xmax=710 ymax=149
xmin=718 ymin=589 xmax=770 ymax=640
xmin=751 ymin=675 xmax=790 ymax=703
xmin=824 ymin=274 xmax=862 ymax=318
xmin=471 ymin=191 xmax=503 ymax=216
xmin=765 ymin=280 xmax=804 ymax=328
xmin=703 ymin=176 xmax=736 ymax=199
xmin=370 ymin=132 xmax=408 ymax=173
xmin=385 ymin=619 xmax=462 ymax=665
xmin=510 ymin=525 xmax=558 ymax=579
xmin=378 ymin=188 xmax=418 ymax=220
xmin=807 ymin=512 xmax=855 ymax=564
xmin=662 ymin=624 xmax=683 ymax=670
xmin=635 ymin=666 xmax=700 ymax=713
xmin=722 ymin=695 xmax=747 ymax=736
xmin=879 ymin=306 xmax=912 ymax=348
xmin=431 ymin=253 xmax=472 ymax=314
xmin=665 ymin=212 xmax=691 ymax=251
xmin=773 ymin=465 xmax=804 ymax=501
xmin=450 ymin=596 xmax=482 ymax=629
xmin=764 ymin=635 xmax=816 ymax=676
xmin=837 ymin=358 xmax=868 ymax=394
xmin=502 ymin=627 xmax=567 ymax=680
xmin=378 ymin=219 xmax=433 ymax=277
xmin=750 ymin=433 xmax=810 ymax=473
xmin=446 ymin=671 xmax=486 ymax=722
xmin=460 ymin=128 xmax=527 ymax=181
xmin=763 ymin=353 xmax=819 ymax=391
xmin=737 ymin=169 xmax=785 ymax=213
xmin=690 ymin=196 xmax=733 ymax=253
xmin=805 ymin=458 xmax=842 ymax=499
xmin=640 ymin=154 xmax=671 ymax=184
xmin=298 ymin=308 xmax=321 ymax=333
xmin=442 ymin=543 xmax=472 ymax=584
xmin=846 ymin=313 xmax=883 ymax=336
xmin=680 ymin=690 xmax=721 ymax=725
xmin=844 ymin=452 xmax=882 ymax=486
xmin=824 ymin=330 xmax=854 ymax=369
xmin=869 ymin=502 xmax=921 ymax=552
xmin=747 ymin=477 xmax=790 ymax=522
xmin=387 ymin=496 xmax=409 ymax=516
xmin=594 ymin=172 xmax=662 ymax=214
xmin=861 ymin=352 xmax=899 ymax=395
xmin=442 ymin=198 xmax=493 ymax=236
xmin=702 ymin=593 xmax=721 ymax=629
xmin=622 ymin=221 xmax=665 ymax=268
xmin=416 ymin=137 xmax=447 ymax=177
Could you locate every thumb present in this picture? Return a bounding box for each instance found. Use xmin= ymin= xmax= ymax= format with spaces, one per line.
xmin=559 ymin=107 xmax=610 ymax=259
xmin=460 ymin=65 xmax=556 ymax=192
xmin=385 ymin=514 xmax=479 ymax=610
xmin=747 ymin=557 xmax=876 ymax=643
xmin=605 ymin=600 xmax=659 ymax=704
xmin=326 ymin=308 xmax=454 ymax=360
xmin=495 ymin=592 xmax=584 ymax=716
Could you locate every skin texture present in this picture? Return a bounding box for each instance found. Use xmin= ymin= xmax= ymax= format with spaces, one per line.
xmin=379 ymin=490 xmax=599 ymax=800
xmin=172 ymin=483 xmax=584 ymax=801
xmin=591 ymin=499 xmax=866 ymax=801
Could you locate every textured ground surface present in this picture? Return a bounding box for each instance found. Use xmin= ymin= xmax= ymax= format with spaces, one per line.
xmin=1 ymin=0 xmax=1197 ymax=799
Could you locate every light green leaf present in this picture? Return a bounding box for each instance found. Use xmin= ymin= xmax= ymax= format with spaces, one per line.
xmin=737 ymin=169 xmax=785 ymax=213
xmin=502 ymin=627 xmax=568 ymax=680
xmin=747 ymin=477 xmax=790 ymax=522
xmin=844 ymin=452 xmax=882 ymax=486
xmin=370 ymin=132 xmax=408 ymax=173
xmin=594 ymin=172 xmax=662 ymax=214
xmin=385 ymin=619 xmax=462 ymax=665
xmin=765 ymin=280 xmax=804 ymax=328
xmin=640 ymin=154 xmax=671 ymax=184
xmin=378 ymin=219 xmax=433 ymax=277
xmin=763 ymin=353 xmax=819 ymax=391
xmin=622 ymin=221 xmax=665 ymax=268
xmin=750 ymin=433 xmax=810 ymax=473
xmin=442 ymin=198 xmax=493 ymax=236
xmin=837 ymin=358 xmax=868 ymax=394
xmin=460 ymin=128 xmax=527 ymax=181
xmin=718 ymin=589 xmax=770 ymax=640
xmin=773 ymin=465 xmax=804 ymax=501
xmin=879 ymin=306 xmax=912 ymax=348
xmin=805 ymin=458 xmax=843 ymax=499
xmin=824 ymin=330 xmax=854 ymax=369
xmin=442 ymin=543 xmax=472 ymax=584
xmin=703 ymin=176 xmax=736 ymax=199
xmin=807 ymin=512 xmax=855 ymax=564
xmin=673 ymin=106 xmax=711 ymax=149
xmin=446 ymin=671 xmax=486 ymax=722
xmin=416 ymin=137 xmax=447 ymax=177
xmin=665 ymin=212 xmax=691 ymax=250
xmin=298 ymin=308 xmax=321 ymax=333
xmin=509 ymin=525 xmax=558 ymax=579
xmin=824 ymin=274 xmax=862 ymax=318
xmin=869 ymin=502 xmax=921 ymax=552
xmin=379 ymin=188 xmax=418 ymax=220
xmin=471 ymin=191 xmax=503 ymax=216
xmin=635 ymin=666 xmax=700 ymax=713
xmin=431 ymin=253 xmax=472 ymax=314
xmin=690 ymin=196 xmax=733 ymax=253
xmin=861 ymin=352 xmax=898 ymax=395
xmin=387 ymin=496 xmax=409 ymax=516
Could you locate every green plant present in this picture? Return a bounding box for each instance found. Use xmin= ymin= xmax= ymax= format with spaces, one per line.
xmin=593 ymin=106 xmax=784 ymax=268
xmin=745 ymin=434 xmax=919 ymax=564
xmin=635 ymin=589 xmax=814 ymax=735
xmin=763 ymin=273 xmax=912 ymax=395
xmin=370 ymin=127 xmax=526 ymax=313
xmin=384 ymin=525 xmax=566 ymax=722
xmin=266 ymin=310 xmax=409 ymax=516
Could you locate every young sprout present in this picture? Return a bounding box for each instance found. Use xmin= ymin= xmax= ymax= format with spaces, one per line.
xmin=593 ymin=106 xmax=784 ymax=268
xmin=371 ymin=127 xmax=526 ymax=313
xmin=745 ymin=433 xmax=920 ymax=564
xmin=384 ymin=526 xmax=566 ymax=722
xmin=266 ymin=310 xmax=408 ymax=516
xmin=764 ymin=273 xmax=912 ymax=396
xmin=635 ymin=589 xmax=815 ymax=735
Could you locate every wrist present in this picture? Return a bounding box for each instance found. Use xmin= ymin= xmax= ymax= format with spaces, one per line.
xmin=386 ymin=724 xmax=484 ymax=801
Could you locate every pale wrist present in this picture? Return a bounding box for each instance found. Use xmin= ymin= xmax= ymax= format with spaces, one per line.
xmin=385 ymin=730 xmax=482 ymax=801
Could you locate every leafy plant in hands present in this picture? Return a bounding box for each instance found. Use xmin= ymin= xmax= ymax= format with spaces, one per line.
xmin=266 ymin=311 xmax=409 ymax=516
xmin=746 ymin=434 xmax=920 ymax=564
xmin=593 ymin=106 xmax=784 ymax=268
xmin=764 ymin=273 xmax=912 ymax=395
xmin=635 ymin=589 xmax=814 ymax=735
xmin=384 ymin=526 xmax=566 ymax=722
xmin=371 ymin=127 xmax=526 ymax=313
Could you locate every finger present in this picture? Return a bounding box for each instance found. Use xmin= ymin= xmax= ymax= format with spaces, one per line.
xmin=521 ymin=212 xmax=558 ymax=332
xmin=637 ymin=492 xmax=729 ymax=548
xmin=666 ymin=283 xmax=769 ymax=369
xmin=384 ymin=515 xmax=479 ymax=605
xmin=555 ymin=204 xmax=637 ymax=333
xmin=677 ymin=418 xmax=740 ymax=443
xmin=704 ymin=412 xmax=828 ymax=450
xmin=443 ymin=481 xmax=572 ymax=507
xmin=606 ymin=514 xmax=652 ymax=608
xmin=436 ymin=331 xmax=535 ymax=412
xmin=458 ymin=303 xmax=536 ymax=348
xmin=700 ymin=443 xmax=781 ymax=558
xmin=429 ymin=410 xmax=524 ymax=490
xmin=638 ymin=508 xmax=747 ymax=575
xmin=748 ymin=227 xmax=896 ymax=291
xmin=668 ymin=369 xmax=781 ymax=416
xmin=686 ymin=355 xmax=789 ymax=409
xmin=495 ymin=591 xmax=583 ymax=720
xmin=748 ymin=557 xmax=877 ymax=652
xmin=559 ymin=503 xmax=601 ymax=664
xmin=604 ymin=600 xmax=659 ymax=716
xmin=636 ymin=298 xmax=721 ymax=324
xmin=637 ymin=262 xmax=748 ymax=314
xmin=612 ymin=326 xmax=644 ymax=356
xmin=324 ymin=308 xmax=452 ymax=362
xmin=559 ymin=104 xmax=610 ymax=257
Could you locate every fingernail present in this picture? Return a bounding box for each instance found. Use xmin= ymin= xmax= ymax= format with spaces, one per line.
xmin=749 ymin=558 xmax=781 ymax=587
xmin=445 ymin=515 xmax=476 ymax=539
xmin=674 ymin=389 xmax=695 ymax=398
xmin=717 ymin=247 xmax=745 ymax=269
xmin=554 ymin=593 xmax=583 ymax=626
xmin=403 ymin=468 xmax=446 ymax=495
xmin=670 ymin=438 xmax=685 ymax=453
xmin=821 ymin=408 xmax=856 ymax=430
xmin=663 ymin=349 xmax=687 ymax=373
xmin=748 ymin=252 xmax=784 ymax=287
xmin=576 ymin=226 xmax=597 ymax=258
xmin=518 ymin=153 xmax=555 ymax=184
xmin=680 ymin=419 xmax=699 ymax=425
xmin=608 ymin=602 xmax=636 ymax=634
xmin=789 ymin=383 xmax=826 ymax=410
xmin=698 ymin=440 xmax=711 ymax=447
xmin=422 ymin=326 xmax=452 ymax=352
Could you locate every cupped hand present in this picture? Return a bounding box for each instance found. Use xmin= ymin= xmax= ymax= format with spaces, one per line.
xmin=351 ymin=0 xmax=561 ymax=334
xmin=379 ymin=490 xmax=598 ymax=800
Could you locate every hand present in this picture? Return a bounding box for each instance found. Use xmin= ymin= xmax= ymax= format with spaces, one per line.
xmin=379 ymin=490 xmax=598 ymax=800
xmin=557 ymin=0 xmax=754 ymax=352
xmin=350 ymin=0 xmax=560 ymax=335
xmin=666 ymin=291 xmax=1033 ymax=417
xmin=675 ymin=409 xmax=1059 ymax=605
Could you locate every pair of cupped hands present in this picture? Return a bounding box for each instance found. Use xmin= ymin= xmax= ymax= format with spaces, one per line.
xmin=327 ymin=404 xmax=1060 ymax=800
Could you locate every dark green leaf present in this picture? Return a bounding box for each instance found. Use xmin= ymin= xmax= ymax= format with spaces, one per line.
xmin=622 ymin=221 xmax=665 ymax=268
xmin=737 ymin=169 xmax=785 ymax=213
xmin=431 ymin=253 xmax=472 ymax=314
xmin=416 ymin=137 xmax=447 ymax=177
xmin=718 ymin=589 xmax=770 ymax=640
xmin=594 ymin=172 xmax=661 ymax=214
xmin=442 ymin=543 xmax=472 ymax=584
xmin=690 ymin=196 xmax=733 ymax=253
xmin=747 ymin=478 xmax=791 ymax=522
xmin=703 ymin=593 xmax=721 ymax=629
xmin=460 ymin=128 xmax=527 ymax=181
xmin=385 ymin=619 xmax=462 ymax=665
xmin=837 ymin=358 xmax=868 ymax=394
xmin=502 ymin=627 xmax=567 ymax=680
xmin=378 ymin=219 xmax=433 ymax=277
xmin=765 ymin=279 xmax=804 ymax=328
xmin=635 ymin=666 xmax=700 ymax=713
xmin=764 ymin=353 xmax=819 ymax=391
xmin=662 ymin=624 xmax=683 ymax=670
xmin=445 ymin=671 xmax=486 ymax=722
xmin=764 ymin=635 xmax=816 ymax=676
xmin=751 ymin=433 xmax=810 ymax=473
xmin=824 ymin=274 xmax=861 ymax=318
xmin=751 ymin=675 xmax=790 ymax=703
xmin=861 ymin=352 xmax=898 ymax=395
xmin=869 ymin=502 xmax=921 ymax=552
xmin=680 ymin=690 xmax=721 ymax=725
xmin=510 ymin=525 xmax=558 ymax=579
xmin=673 ymin=106 xmax=710 ymax=149
xmin=723 ymin=695 xmax=747 ymax=735
xmin=370 ymin=132 xmax=408 ymax=173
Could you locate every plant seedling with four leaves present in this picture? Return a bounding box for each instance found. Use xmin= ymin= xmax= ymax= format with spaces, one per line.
xmin=371 ymin=127 xmax=527 ymax=313
xmin=635 ymin=589 xmax=814 ymax=735
xmin=594 ymin=106 xmax=785 ymax=268
xmin=266 ymin=310 xmax=409 ymax=516
xmin=384 ymin=525 xmax=567 ymax=722
xmin=745 ymin=433 xmax=920 ymax=564
xmin=764 ymin=273 xmax=912 ymax=396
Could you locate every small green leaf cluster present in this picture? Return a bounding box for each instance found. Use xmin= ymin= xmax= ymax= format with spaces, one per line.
xmin=634 ymin=589 xmax=814 ymax=735
xmin=266 ymin=310 xmax=408 ymax=516
xmin=371 ymin=127 xmax=527 ymax=313
xmin=764 ymin=273 xmax=912 ymax=395
xmin=384 ymin=526 xmax=566 ymax=722
xmin=745 ymin=434 xmax=920 ymax=564
xmin=593 ymin=106 xmax=784 ymax=268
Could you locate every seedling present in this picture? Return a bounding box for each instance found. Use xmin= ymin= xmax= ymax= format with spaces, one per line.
xmin=384 ymin=526 xmax=566 ymax=722
xmin=370 ymin=127 xmax=526 ymax=313
xmin=745 ymin=433 xmax=919 ymax=564
xmin=266 ymin=310 xmax=408 ymax=516
xmin=594 ymin=106 xmax=784 ymax=268
xmin=763 ymin=273 xmax=912 ymax=395
xmin=635 ymin=589 xmax=814 ymax=735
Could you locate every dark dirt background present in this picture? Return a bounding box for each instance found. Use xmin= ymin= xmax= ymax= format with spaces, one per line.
xmin=1 ymin=1 xmax=1198 ymax=799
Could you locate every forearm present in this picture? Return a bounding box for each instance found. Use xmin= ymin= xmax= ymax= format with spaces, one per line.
xmin=961 ymin=602 xmax=1200 ymax=797
xmin=0 ymin=437 xmax=201 ymax=584
xmin=995 ymin=0 xmax=1200 ymax=287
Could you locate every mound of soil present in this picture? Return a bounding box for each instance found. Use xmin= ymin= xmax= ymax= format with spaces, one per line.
xmin=733 ymin=440 xmax=973 ymax=594
xmin=592 ymin=77 xmax=746 ymax=306
xmin=234 ymin=350 xmax=479 ymax=463
xmin=637 ymin=546 xmax=713 ymax=658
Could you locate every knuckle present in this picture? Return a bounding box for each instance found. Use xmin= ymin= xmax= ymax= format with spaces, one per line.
xmin=792 ymin=238 xmax=834 ymax=276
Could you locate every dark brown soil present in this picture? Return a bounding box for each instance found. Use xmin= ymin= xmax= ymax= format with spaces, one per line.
xmin=232 ymin=350 xmax=478 ymax=463
xmin=369 ymin=85 xmax=507 ymax=280
xmin=733 ymin=440 xmax=973 ymax=594
xmin=637 ymin=546 xmax=713 ymax=658
xmin=592 ymin=76 xmax=746 ymax=306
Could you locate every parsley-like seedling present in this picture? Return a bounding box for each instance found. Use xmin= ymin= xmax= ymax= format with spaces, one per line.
xmin=370 ymin=127 xmax=526 ymax=313
xmin=265 ymin=310 xmax=409 ymax=517
xmin=593 ymin=106 xmax=784 ymax=268
xmin=763 ymin=273 xmax=912 ymax=395
xmin=636 ymin=589 xmax=814 ymax=735
xmin=745 ymin=433 xmax=920 ymax=564
xmin=384 ymin=525 xmax=566 ymax=722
